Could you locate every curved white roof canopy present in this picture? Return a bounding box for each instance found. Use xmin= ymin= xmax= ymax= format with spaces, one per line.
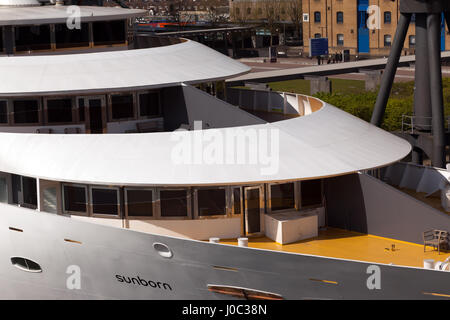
xmin=0 ymin=40 xmax=251 ymax=96
xmin=0 ymin=103 xmax=411 ymax=186
xmin=0 ymin=5 xmax=145 ymax=25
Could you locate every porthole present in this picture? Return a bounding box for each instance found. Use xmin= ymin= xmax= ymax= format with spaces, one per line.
xmin=11 ymin=257 xmax=42 ymax=273
xmin=153 ymin=242 xmax=173 ymax=259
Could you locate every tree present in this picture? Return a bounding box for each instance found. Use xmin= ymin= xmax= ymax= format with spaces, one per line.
xmin=262 ymin=0 xmax=282 ymax=46
xmin=287 ymin=0 xmax=302 ymax=38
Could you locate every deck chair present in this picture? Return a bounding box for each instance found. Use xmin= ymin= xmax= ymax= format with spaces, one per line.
xmin=423 ymin=230 xmax=449 ymax=255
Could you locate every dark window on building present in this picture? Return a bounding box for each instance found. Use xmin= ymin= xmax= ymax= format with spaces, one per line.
xmin=301 ymin=179 xmax=322 ymax=207
xmin=336 ymin=11 xmax=344 ymax=24
xmin=0 ymin=101 xmax=7 ymax=123
xmin=139 ymin=92 xmax=160 ymax=117
xmin=55 ymin=23 xmax=90 ymax=49
xmin=111 ymin=94 xmax=134 ymax=120
xmin=409 ymin=35 xmax=416 ymax=47
xmin=78 ymin=98 xmax=85 ymax=122
xmin=246 ymin=7 xmax=251 ymax=14
xmin=13 ymin=100 xmax=39 ymax=124
xmin=92 ymin=20 xmax=126 ymax=46
xmin=314 ymin=11 xmax=321 ymax=23
xmin=91 ymin=188 xmax=119 ymax=216
xmin=337 ymin=34 xmax=344 ymax=46
xmin=197 ymin=188 xmax=226 ymax=216
xmin=63 ymin=185 xmax=87 ymax=214
xmin=160 ymin=190 xmax=188 ymax=217
xmin=47 ymin=99 xmax=73 ymax=123
xmin=22 ymin=176 xmax=37 ymax=208
xmin=384 ymin=34 xmax=392 ymax=47
xmin=314 ymin=33 xmax=322 ymax=39
xmin=384 ymin=11 xmax=391 ymax=24
xmin=233 ymin=187 xmax=241 ymax=214
xmin=270 ymin=183 xmax=295 ymax=211
xmin=15 ymin=25 xmax=51 ymax=51
xmin=126 ymin=189 xmax=153 ymax=217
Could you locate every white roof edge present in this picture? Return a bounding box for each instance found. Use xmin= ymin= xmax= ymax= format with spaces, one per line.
xmin=0 ymin=102 xmax=412 ymax=186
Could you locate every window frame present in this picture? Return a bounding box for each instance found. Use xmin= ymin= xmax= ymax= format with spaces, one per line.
xmin=314 ymin=11 xmax=321 ymax=23
xmin=89 ymin=185 xmax=121 ymax=219
xmin=62 ymin=183 xmax=89 ymax=216
xmin=107 ymin=92 xmax=137 ymax=122
xmin=11 ymin=97 xmax=42 ymax=126
xmin=337 ymin=33 xmax=344 ymax=46
xmin=384 ymin=11 xmax=392 ymax=24
xmin=158 ymin=187 xmax=192 ymax=220
xmin=44 ymin=96 xmax=75 ymax=125
xmin=136 ymin=90 xmax=162 ymax=120
xmin=13 ymin=24 xmax=52 ymax=53
xmin=194 ymin=186 xmax=229 ymax=219
xmin=336 ymin=11 xmax=344 ymax=24
xmin=53 ymin=22 xmax=92 ymax=51
xmin=91 ymin=20 xmax=128 ymax=48
xmin=384 ymin=34 xmax=392 ymax=47
xmin=267 ymin=181 xmax=299 ymax=214
xmin=0 ymin=99 xmax=9 ymax=125
xmin=231 ymin=186 xmax=243 ymax=217
xmin=124 ymin=187 xmax=157 ymax=220
xmin=300 ymin=179 xmax=324 ymax=210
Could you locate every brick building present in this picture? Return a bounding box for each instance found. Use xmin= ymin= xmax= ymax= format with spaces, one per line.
xmin=303 ymin=0 xmax=449 ymax=57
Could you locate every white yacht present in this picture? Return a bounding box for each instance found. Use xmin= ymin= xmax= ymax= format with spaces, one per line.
xmin=0 ymin=1 xmax=448 ymax=300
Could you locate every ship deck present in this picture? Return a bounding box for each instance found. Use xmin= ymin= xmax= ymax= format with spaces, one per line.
xmin=220 ymin=228 xmax=449 ymax=269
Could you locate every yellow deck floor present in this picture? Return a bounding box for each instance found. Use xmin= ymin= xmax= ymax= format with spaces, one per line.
xmin=219 ymin=228 xmax=450 ymax=268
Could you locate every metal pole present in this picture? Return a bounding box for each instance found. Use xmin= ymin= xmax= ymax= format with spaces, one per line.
xmin=414 ymin=13 xmax=432 ymax=131
xmin=427 ymin=13 xmax=446 ymax=168
xmin=371 ymin=13 xmax=411 ymax=127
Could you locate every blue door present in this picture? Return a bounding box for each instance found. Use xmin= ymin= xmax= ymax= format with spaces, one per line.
xmin=358 ymin=0 xmax=370 ymax=53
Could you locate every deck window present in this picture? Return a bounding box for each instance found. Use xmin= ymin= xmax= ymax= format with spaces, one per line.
xmin=63 ymin=184 xmax=87 ymax=214
xmin=126 ymin=189 xmax=153 ymax=217
xmin=0 ymin=176 xmax=7 ymax=203
xmin=46 ymin=98 xmax=73 ymax=123
xmin=270 ymin=183 xmax=295 ymax=212
xmin=111 ymin=94 xmax=134 ymax=120
xmin=78 ymin=98 xmax=85 ymax=122
xmin=12 ymin=175 xmax=37 ymax=209
xmin=91 ymin=187 xmax=120 ymax=216
xmin=232 ymin=187 xmax=242 ymax=215
xmin=55 ymin=23 xmax=90 ymax=49
xmin=160 ymin=189 xmax=188 ymax=217
xmin=15 ymin=25 xmax=51 ymax=51
xmin=92 ymin=20 xmax=126 ymax=46
xmin=0 ymin=101 xmax=7 ymax=123
xmin=197 ymin=188 xmax=226 ymax=217
xmin=138 ymin=92 xmax=161 ymax=117
xmin=301 ymin=179 xmax=322 ymax=207
xmin=0 ymin=27 xmax=3 ymax=52
xmin=13 ymin=100 xmax=40 ymax=124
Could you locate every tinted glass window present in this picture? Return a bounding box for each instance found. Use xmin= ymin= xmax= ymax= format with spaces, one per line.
xmin=0 ymin=101 xmax=7 ymax=123
xmin=314 ymin=12 xmax=321 ymax=23
xmin=55 ymin=23 xmax=90 ymax=49
xmin=63 ymin=185 xmax=87 ymax=213
xmin=197 ymin=189 xmax=226 ymax=216
xmin=271 ymin=183 xmax=295 ymax=211
xmin=111 ymin=95 xmax=134 ymax=119
xmin=139 ymin=92 xmax=160 ymax=117
xmin=91 ymin=188 xmax=119 ymax=215
xmin=78 ymin=98 xmax=85 ymax=122
xmin=126 ymin=189 xmax=153 ymax=217
xmin=301 ymin=180 xmax=322 ymax=207
xmin=13 ymin=100 xmax=39 ymax=124
xmin=337 ymin=12 xmax=343 ymax=23
xmin=22 ymin=176 xmax=37 ymax=208
xmin=15 ymin=25 xmax=51 ymax=51
xmin=160 ymin=190 xmax=188 ymax=217
xmin=93 ymin=20 xmax=126 ymax=46
xmin=47 ymin=99 xmax=72 ymax=123
xmin=233 ymin=188 xmax=241 ymax=214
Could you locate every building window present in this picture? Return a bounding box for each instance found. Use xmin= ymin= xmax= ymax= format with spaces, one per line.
xmin=301 ymin=179 xmax=322 ymax=208
xmin=90 ymin=187 xmax=120 ymax=216
xmin=270 ymin=183 xmax=295 ymax=212
xmin=314 ymin=11 xmax=321 ymax=23
xmin=92 ymin=20 xmax=126 ymax=46
xmin=246 ymin=7 xmax=251 ymax=15
xmin=46 ymin=98 xmax=73 ymax=123
xmin=15 ymin=25 xmax=51 ymax=52
xmin=138 ymin=91 xmax=161 ymax=118
xmin=384 ymin=11 xmax=391 ymax=24
xmin=54 ymin=23 xmax=90 ymax=49
xmin=196 ymin=188 xmax=226 ymax=217
xmin=13 ymin=99 xmax=40 ymax=124
xmin=126 ymin=189 xmax=153 ymax=217
xmin=409 ymin=35 xmax=416 ymax=47
xmin=384 ymin=34 xmax=392 ymax=47
xmin=110 ymin=94 xmax=134 ymax=120
xmin=63 ymin=184 xmax=88 ymax=214
xmin=336 ymin=12 xmax=344 ymax=24
xmin=0 ymin=100 xmax=7 ymax=124
xmin=314 ymin=33 xmax=322 ymax=39
xmin=160 ymin=189 xmax=189 ymax=217
xmin=337 ymin=34 xmax=344 ymax=46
